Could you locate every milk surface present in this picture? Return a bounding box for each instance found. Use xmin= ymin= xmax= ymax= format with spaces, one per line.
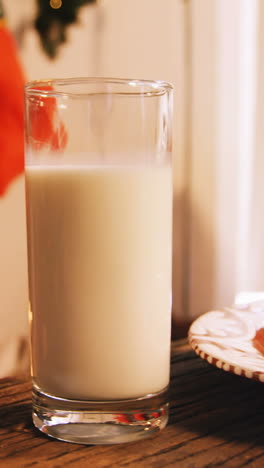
xmin=26 ymin=163 xmax=172 ymax=400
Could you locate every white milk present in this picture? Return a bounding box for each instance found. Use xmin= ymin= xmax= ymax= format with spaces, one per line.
xmin=26 ymin=163 xmax=172 ymax=400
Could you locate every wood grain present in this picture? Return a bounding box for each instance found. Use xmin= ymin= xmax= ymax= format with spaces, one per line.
xmin=1 ymin=340 xmax=264 ymax=467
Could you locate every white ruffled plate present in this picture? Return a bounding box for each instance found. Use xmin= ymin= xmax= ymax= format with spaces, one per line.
xmin=188 ymin=300 xmax=264 ymax=382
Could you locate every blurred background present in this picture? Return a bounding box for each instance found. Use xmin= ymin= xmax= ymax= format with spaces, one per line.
xmin=1 ymin=0 xmax=263 ymax=373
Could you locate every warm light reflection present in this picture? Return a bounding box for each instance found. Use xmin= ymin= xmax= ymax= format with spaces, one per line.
xmin=28 ymin=302 xmax=33 ymax=376
xmin=28 ymin=302 xmax=33 ymax=325
xmin=50 ymin=0 xmax=62 ymax=9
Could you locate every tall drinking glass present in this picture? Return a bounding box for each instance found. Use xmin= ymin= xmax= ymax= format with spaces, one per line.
xmin=24 ymin=78 xmax=173 ymax=444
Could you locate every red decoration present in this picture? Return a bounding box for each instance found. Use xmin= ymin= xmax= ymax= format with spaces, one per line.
xmin=0 ymin=25 xmax=24 ymax=196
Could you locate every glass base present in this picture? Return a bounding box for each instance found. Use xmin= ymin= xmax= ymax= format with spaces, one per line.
xmin=32 ymin=385 xmax=169 ymax=445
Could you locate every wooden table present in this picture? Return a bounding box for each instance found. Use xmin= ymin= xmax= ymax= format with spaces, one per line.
xmin=1 ymin=339 xmax=264 ymax=467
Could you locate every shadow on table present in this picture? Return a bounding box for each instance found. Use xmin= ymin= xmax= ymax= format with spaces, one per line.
xmin=0 ymin=401 xmax=46 ymax=440
xmin=169 ymin=350 xmax=264 ymax=446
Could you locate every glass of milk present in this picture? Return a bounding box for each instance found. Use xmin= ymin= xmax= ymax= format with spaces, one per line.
xmin=24 ymin=78 xmax=173 ymax=444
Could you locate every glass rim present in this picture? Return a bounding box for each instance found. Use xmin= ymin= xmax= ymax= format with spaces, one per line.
xmin=24 ymin=77 xmax=173 ymax=98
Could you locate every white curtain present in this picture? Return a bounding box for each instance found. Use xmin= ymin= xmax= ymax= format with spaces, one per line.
xmin=173 ymin=0 xmax=263 ymax=327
